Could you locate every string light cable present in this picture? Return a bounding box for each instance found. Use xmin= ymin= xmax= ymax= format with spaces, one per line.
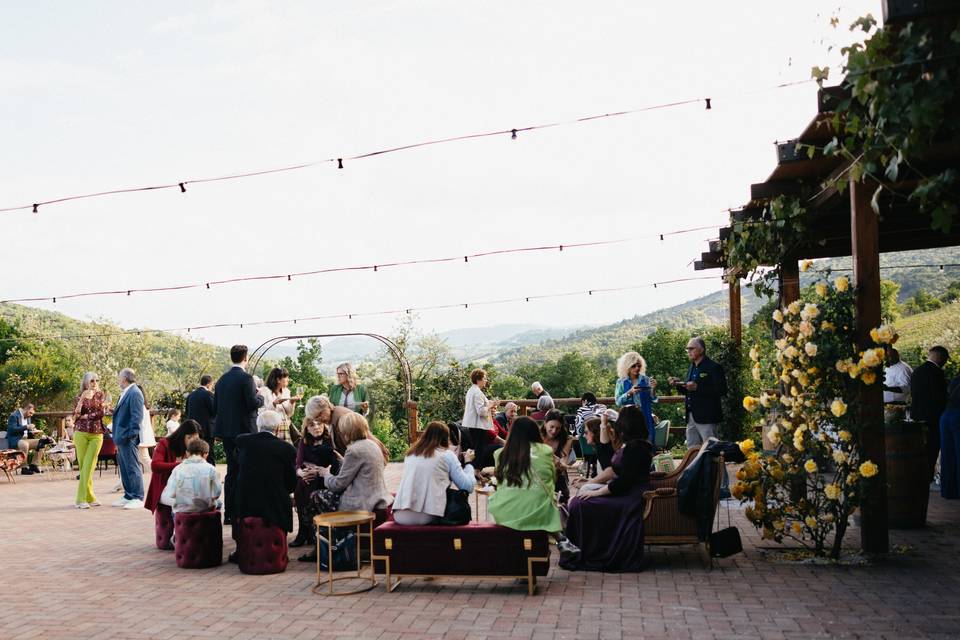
xmin=0 ymin=274 xmax=724 ymax=343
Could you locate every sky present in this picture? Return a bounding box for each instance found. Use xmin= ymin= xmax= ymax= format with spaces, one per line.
xmin=1 ymin=1 xmax=879 ymax=349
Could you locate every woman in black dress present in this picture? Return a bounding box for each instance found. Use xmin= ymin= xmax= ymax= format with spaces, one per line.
xmin=289 ymin=418 xmax=341 ymax=547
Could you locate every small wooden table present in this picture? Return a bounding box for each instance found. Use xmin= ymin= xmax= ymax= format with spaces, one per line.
xmin=311 ymin=510 xmax=378 ymax=596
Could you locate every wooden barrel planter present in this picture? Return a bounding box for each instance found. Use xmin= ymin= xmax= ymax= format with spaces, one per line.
xmin=885 ymin=419 xmax=929 ymax=528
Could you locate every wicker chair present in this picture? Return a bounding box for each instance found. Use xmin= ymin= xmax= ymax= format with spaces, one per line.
xmin=643 ymin=446 xmax=723 ymax=568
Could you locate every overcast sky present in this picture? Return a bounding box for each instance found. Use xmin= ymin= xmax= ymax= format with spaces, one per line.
xmin=1 ymin=1 xmax=878 ymax=348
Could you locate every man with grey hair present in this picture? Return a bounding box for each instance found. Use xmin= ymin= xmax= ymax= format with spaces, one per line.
xmin=531 ymin=381 xmax=547 ymax=399
xmin=668 ymin=336 xmax=727 ymax=447
xmin=111 ymin=368 xmax=145 ymax=509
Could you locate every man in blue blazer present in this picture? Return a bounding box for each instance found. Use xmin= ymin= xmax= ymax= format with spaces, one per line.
xmin=111 ymin=368 xmax=145 ymax=509
xmin=213 ymin=345 xmax=264 ymax=524
xmin=668 ymin=336 xmax=727 ymax=447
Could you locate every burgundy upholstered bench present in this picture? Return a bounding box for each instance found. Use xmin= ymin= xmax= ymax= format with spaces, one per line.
xmin=372 ymin=522 xmax=550 ymax=595
xmin=155 ymin=505 xmax=174 ymax=550
xmin=236 ymin=517 xmax=288 ymax=575
xmin=174 ymin=510 xmax=223 ymax=569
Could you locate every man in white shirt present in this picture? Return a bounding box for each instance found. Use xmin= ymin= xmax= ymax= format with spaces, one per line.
xmin=883 ymin=348 xmax=913 ymax=404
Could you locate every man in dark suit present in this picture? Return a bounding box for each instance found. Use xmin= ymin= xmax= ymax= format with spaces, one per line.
xmin=185 ymin=374 xmax=216 ymax=459
xmin=213 ymin=345 xmax=263 ymax=523
xmin=911 ymin=345 xmax=949 ymax=483
xmin=668 ymin=336 xmax=727 ymax=447
xmin=230 ymin=410 xmax=297 ymax=562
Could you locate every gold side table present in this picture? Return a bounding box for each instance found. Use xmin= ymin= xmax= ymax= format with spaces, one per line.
xmin=311 ymin=510 xmax=378 ymax=596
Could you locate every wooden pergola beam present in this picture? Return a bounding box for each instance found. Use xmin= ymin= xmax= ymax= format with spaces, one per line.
xmin=850 ymin=178 xmax=889 ymax=554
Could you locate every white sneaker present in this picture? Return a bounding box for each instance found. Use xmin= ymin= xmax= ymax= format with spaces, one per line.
xmin=112 ymin=497 xmax=130 ymax=507
xmin=123 ymin=499 xmax=144 ymax=510
xmin=75 ymin=503 xmax=90 ymax=510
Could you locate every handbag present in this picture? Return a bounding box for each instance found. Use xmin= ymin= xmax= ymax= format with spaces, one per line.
xmin=709 ymin=496 xmax=742 ymax=558
xmin=439 ymin=488 xmax=472 ymax=525
xmin=318 ymin=527 xmax=357 ymax=570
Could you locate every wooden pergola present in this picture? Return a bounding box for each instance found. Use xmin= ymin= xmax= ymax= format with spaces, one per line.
xmin=694 ymin=9 xmax=960 ymax=552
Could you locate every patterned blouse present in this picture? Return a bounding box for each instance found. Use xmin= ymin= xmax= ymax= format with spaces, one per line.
xmin=73 ymin=391 xmax=106 ymax=434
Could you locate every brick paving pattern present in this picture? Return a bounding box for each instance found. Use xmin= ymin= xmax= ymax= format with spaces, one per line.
xmin=2 ymin=462 xmax=959 ymax=639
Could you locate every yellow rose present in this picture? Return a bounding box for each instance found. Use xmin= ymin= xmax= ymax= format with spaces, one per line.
xmin=788 ymin=300 xmax=802 ymax=315
xmin=791 ymin=522 xmax=803 ymax=534
xmin=784 ymin=345 xmax=799 ymax=359
xmin=804 ymin=342 xmax=818 ymax=357
xmin=775 ymin=338 xmax=787 ymax=350
xmin=875 ymin=325 xmax=895 ymax=344
xmin=815 ymin=282 xmax=828 ymax=298
xmin=869 ymin=327 xmax=880 ymax=343
xmin=759 ymin=392 xmax=771 ymax=408
xmin=749 ymin=345 xmax=760 ymax=362
xmin=782 ymin=453 xmax=794 ymax=463
xmin=773 ymin=309 xmax=784 ymax=323
xmin=847 ymin=472 xmax=860 ymax=484
xmin=861 ymin=370 xmax=877 ymax=385
xmin=861 ymin=348 xmax=881 ymax=368
xmin=783 ymin=322 xmax=796 ymax=335
xmin=799 ymin=320 xmax=815 ymax=337
xmin=832 ymin=450 xmax=847 ymax=464
xmin=768 ymin=426 xmax=781 ymax=445
xmin=804 ymin=459 xmax=818 ymax=474
xmin=839 ymin=430 xmax=852 ymax=442
xmin=859 ymin=460 xmax=879 ymax=478
xmin=835 ymin=358 xmax=850 ymax=373
xmin=805 ymin=516 xmax=818 ymax=529
xmin=742 ymin=396 xmax=760 ymax=412
xmin=835 ymin=276 xmax=849 ymax=292
xmin=830 ymin=398 xmax=848 ymax=418
xmin=738 ymin=439 xmax=756 ymax=455
xmin=848 ymin=363 xmax=861 ymax=379
xmin=731 ymin=483 xmax=746 ymax=500
xmin=801 ymin=303 xmax=820 ymax=320
xmin=773 ymin=520 xmax=785 ymax=531
xmin=824 ymin=484 xmax=842 ymax=500
xmin=800 ymin=259 xmax=813 ymax=272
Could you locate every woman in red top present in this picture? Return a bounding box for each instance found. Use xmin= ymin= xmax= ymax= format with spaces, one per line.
xmin=144 ymin=420 xmax=201 ymax=547
xmin=73 ymin=372 xmax=106 ymax=509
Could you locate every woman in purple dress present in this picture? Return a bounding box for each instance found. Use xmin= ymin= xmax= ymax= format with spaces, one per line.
xmin=560 ymin=405 xmax=653 ymax=572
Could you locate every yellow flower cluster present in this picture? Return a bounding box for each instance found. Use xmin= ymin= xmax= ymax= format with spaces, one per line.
xmin=830 ymin=398 xmax=847 ymax=418
xmin=738 ymin=439 xmax=756 ymax=456
xmin=869 ymin=325 xmax=898 ymax=345
xmin=824 ymin=484 xmax=842 ymax=500
xmin=804 ymin=459 xmax=818 ymax=474
xmin=859 ymin=460 xmax=878 ymax=478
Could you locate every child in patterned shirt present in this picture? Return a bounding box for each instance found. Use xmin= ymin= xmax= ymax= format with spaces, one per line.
xmin=160 ymin=439 xmax=222 ymax=516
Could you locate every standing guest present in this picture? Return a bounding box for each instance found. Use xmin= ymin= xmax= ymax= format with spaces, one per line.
xmin=939 ymin=375 xmax=960 ymax=499
xmin=393 ymin=421 xmax=476 ymax=525
xmin=185 ymin=374 xmax=216 ymax=456
xmin=668 ymin=336 xmax=727 ymax=448
xmin=494 ymin=402 xmax=518 ymax=436
xmin=160 ymin=439 xmax=222 ymax=516
xmin=461 ymin=369 xmax=503 ymax=468
xmin=328 ymin=362 xmax=370 ymax=415
xmin=137 ymin=384 xmax=157 ymax=470
xmin=72 ymin=374 xmax=105 ymax=506
xmin=529 ymin=395 xmax=555 ymax=421
xmin=258 ymin=367 xmax=303 ymax=444
xmin=164 ymin=409 xmax=181 ymax=435
xmin=911 ymin=346 xmax=950 ymax=483
xmin=562 ymin=405 xmax=654 ymax=572
xmin=7 ymin=402 xmax=40 ymax=475
xmin=300 ymin=413 xmax=393 ymax=562
xmin=486 ymin=417 xmax=579 ymax=560
xmin=615 ymin=351 xmax=658 ymax=445
xmin=289 ymin=418 xmax=342 ymax=548
xmin=883 ymin=348 xmax=913 ymax=404
xmin=229 ymin=410 xmax=297 ymax=563
xmin=531 ymin=381 xmax=547 ymax=399
xmin=304 ymin=395 xmax=389 ymax=461
xmin=63 ymin=416 xmax=75 ymax=440
xmin=541 ymin=410 xmax=574 ymax=504
xmin=144 ymin=420 xmax=202 ymax=544
xmin=111 ymin=368 xmax=145 ymax=510
xmin=213 ymin=345 xmax=264 ymax=525
xmin=574 ymin=393 xmax=604 ymax=436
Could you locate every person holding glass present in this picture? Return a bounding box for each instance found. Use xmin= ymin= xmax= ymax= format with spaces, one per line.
xmin=72 ymin=372 xmax=106 ymax=509
xmin=615 ymin=351 xmax=657 ymax=445
xmin=328 ymin=362 xmax=369 ymax=415
xmin=258 ymin=367 xmax=303 ymax=444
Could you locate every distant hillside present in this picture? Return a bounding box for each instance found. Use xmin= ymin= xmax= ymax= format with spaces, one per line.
xmin=1 ymin=302 xmax=228 ymax=409
xmin=893 ymin=301 xmax=960 ymax=360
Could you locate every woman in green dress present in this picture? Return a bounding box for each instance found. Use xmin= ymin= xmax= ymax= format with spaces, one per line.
xmin=487 ymin=417 xmax=580 ymax=561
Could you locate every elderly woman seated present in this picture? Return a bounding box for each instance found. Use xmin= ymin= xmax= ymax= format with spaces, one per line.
xmin=304 ymin=395 xmax=389 ymax=462
xmin=529 ymin=395 xmax=555 ymax=421
xmin=298 ymin=412 xmax=393 ymax=562
xmin=393 ymin=421 xmax=476 ymax=525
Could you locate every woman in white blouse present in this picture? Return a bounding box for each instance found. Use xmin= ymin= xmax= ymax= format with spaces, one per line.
xmin=461 ymin=368 xmax=502 ymax=468
xmin=393 ymin=421 xmax=476 ymax=525
xmin=258 ymin=367 xmax=303 ymax=444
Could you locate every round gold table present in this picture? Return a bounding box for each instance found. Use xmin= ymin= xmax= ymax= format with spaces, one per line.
xmin=311 ymin=510 xmax=378 ymax=596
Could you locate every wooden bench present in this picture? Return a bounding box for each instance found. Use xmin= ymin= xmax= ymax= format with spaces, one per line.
xmin=372 ymin=522 xmax=550 ymax=595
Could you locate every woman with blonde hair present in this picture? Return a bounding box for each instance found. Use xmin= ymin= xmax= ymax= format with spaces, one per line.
xmin=328 ymin=362 xmax=369 ymax=415
xmin=72 ymin=372 xmax=106 ymax=509
xmin=615 ymin=351 xmax=657 ymax=444
xmin=300 ymin=412 xmax=393 ymax=562
xmin=305 ymin=394 xmax=388 ymax=461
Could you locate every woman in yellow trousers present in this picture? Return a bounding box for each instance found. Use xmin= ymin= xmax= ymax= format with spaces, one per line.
xmin=72 ymin=372 xmax=106 ymax=509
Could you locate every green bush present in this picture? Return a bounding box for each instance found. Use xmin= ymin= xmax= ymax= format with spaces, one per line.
xmin=370 ymin=415 xmax=407 ymax=462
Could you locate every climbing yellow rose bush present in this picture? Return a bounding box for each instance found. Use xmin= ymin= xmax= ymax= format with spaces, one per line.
xmin=736 ymin=277 xmax=888 ymax=559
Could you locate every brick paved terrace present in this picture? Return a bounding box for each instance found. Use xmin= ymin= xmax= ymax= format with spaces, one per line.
xmin=2 ymin=463 xmax=959 ymax=640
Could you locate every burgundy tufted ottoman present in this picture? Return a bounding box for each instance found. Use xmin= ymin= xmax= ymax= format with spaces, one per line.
xmin=155 ymin=505 xmax=175 ymax=550
xmin=174 ymin=510 xmax=223 ymax=569
xmin=236 ymin=517 xmax=288 ymax=575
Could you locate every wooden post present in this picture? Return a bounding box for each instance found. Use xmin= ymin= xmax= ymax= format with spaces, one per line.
xmin=728 ymin=276 xmax=742 ymax=348
xmin=779 ymin=258 xmax=800 ymax=308
xmin=851 ymin=177 xmax=889 ymax=555
xmin=405 ymin=400 xmax=419 ymax=444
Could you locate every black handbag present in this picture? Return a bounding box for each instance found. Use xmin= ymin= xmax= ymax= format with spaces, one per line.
xmin=709 ymin=498 xmax=742 ymax=558
xmin=438 ymin=488 xmax=471 ymax=525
